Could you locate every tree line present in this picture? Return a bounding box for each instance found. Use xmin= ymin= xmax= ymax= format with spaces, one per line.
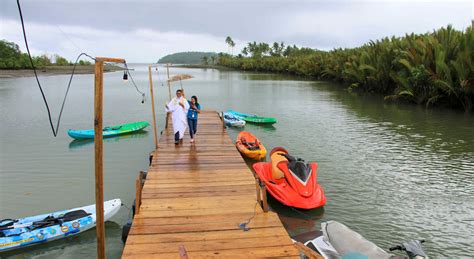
xmin=158 ymin=51 xmax=217 ymax=65
xmin=0 ymin=39 xmax=91 ymax=69
xmin=218 ymin=27 xmax=473 ymax=112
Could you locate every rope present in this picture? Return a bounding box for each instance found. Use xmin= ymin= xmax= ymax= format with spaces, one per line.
xmin=121 ymin=203 xmax=133 ymax=220
xmin=238 ymin=200 xmax=259 ymax=231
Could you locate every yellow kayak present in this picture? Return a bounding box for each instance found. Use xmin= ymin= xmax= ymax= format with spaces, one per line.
xmin=235 ymin=131 xmax=267 ymax=160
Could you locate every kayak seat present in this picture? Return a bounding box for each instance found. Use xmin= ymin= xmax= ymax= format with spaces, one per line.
xmin=241 ymin=138 xmax=260 ymax=150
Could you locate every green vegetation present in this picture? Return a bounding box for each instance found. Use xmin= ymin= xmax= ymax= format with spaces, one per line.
xmin=0 ymin=39 xmax=91 ymax=69
xmin=218 ymin=26 xmax=474 ymax=112
xmin=158 ymin=51 xmax=217 ymax=64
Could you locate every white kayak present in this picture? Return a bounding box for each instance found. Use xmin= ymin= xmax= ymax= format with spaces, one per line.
xmin=223 ymin=112 xmax=246 ymax=127
xmin=0 ymin=199 xmax=121 ymax=252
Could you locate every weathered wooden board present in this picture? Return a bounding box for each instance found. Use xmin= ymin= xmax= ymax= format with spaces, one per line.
xmin=122 ymin=110 xmax=301 ymax=258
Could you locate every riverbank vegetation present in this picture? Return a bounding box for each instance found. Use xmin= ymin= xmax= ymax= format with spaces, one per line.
xmin=158 ymin=51 xmax=217 ymax=64
xmin=217 ymin=26 xmax=473 ymax=112
xmin=0 ymin=40 xmax=91 ymax=69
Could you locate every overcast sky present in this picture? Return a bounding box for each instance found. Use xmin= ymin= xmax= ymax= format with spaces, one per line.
xmin=1 ymin=0 xmax=472 ymax=62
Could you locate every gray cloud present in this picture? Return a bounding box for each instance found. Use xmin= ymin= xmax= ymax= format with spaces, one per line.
xmin=1 ymin=0 xmax=471 ymax=61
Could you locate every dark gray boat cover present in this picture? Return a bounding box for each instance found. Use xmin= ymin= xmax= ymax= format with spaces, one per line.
xmin=322 ymin=221 xmax=393 ymax=259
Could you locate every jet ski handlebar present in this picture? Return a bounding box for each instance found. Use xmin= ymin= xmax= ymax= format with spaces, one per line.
xmin=389 ymin=239 xmax=425 ymax=251
xmin=389 ymin=240 xmax=427 ymax=259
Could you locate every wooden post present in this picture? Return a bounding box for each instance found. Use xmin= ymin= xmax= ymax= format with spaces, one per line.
xmin=261 ymin=183 xmax=269 ymax=212
xmin=148 ymin=65 xmax=159 ymax=149
xmin=221 ymin=112 xmax=226 ymax=129
xmin=135 ymin=175 xmax=142 ymax=215
xmin=178 ymin=245 xmax=189 ymax=259
xmin=93 ymin=57 xmax=125 ymax=259
xmin=255 ymin=179 xmax=262 ymax=207
xmin=94 ymin=60 xmax=105 ymax=259
xmin=166 ymin=63 xmax=172 ymax=100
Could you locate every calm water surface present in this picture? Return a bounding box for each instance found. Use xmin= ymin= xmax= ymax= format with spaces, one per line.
xmin=1 ymin=65 xmax=473 ymax=258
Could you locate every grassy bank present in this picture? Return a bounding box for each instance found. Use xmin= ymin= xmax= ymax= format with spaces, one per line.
xmin=217 ymin=26 xmax=473 ymax=112
xmin=0 ymin=65 xmax=123 ymax=78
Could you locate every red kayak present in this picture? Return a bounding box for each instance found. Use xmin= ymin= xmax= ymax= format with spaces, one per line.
xmin=253 ymin=147 xmax=326 ymax=209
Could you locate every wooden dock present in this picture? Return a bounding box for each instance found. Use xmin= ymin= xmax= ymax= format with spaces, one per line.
xmin=122 ymin=110 xmax=304 ymax=258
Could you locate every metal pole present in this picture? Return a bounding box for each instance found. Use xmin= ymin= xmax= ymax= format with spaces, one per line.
xmin=148 ymin=65 xmax=159 ymax=149
xmin=94 ymin=59 xmax=105 ymax=259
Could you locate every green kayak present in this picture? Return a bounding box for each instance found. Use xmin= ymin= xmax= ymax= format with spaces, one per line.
xmin=241 ymin=116 xmax=277 ymax=124
xmin=227 ymin=110 xmax=277 ymax=124
xmin=68 ymin=121 xmax=149 ymax=139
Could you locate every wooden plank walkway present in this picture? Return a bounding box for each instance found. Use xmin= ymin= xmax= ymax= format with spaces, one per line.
xmin=122 ymin=110 xmax=301 ymax=258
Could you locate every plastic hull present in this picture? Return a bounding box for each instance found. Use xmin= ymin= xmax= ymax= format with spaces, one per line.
xmin=68 ymin=121 xmax=149 ymax=139
xmin=0 ymin=199 xmax=121 ymax=252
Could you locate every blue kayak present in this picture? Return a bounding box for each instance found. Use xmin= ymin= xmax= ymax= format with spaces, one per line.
xmin=0 ymin=199 xmax=121 ymax=252
xmin=68 ymin=121 xmax=149 ymax=139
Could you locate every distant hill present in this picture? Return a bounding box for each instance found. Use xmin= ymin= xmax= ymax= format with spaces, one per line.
xmin=158 ymin=52 xmax=217 ymax=64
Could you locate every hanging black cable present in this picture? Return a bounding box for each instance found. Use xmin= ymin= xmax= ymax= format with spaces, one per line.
xmin=124 ymin=62 xmax=146 ymax=103
xmin=17 ymin=0 xmax=145 ymax=136
xmin=17 ymin=0 xmax=98 ymax=136
xmin=54 ymin=52 xmax=96 ymax=134
xmin=17 ymin=0 xmax=56 ymax=136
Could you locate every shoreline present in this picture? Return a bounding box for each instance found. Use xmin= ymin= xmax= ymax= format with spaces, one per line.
xmin=168 ymin=64 xmax=234 ymax=70
xmin=0 ymin=65 xmax=123 ymax=78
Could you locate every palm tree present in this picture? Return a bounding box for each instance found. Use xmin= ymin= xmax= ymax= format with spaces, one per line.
xmin=201 ymin=56 xmax=209 ymax=66
xmin=225 ymin=36 xmax=235 ymax=56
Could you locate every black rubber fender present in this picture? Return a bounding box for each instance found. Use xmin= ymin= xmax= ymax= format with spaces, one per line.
xmin=121 ymin=220 xmax=132 ymax=243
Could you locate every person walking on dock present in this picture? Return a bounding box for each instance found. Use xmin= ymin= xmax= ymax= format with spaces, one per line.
xmin=165 ymin=89 xmax=189 ymax=145
xmin=187 ymin=95 xmax=201 ymax=143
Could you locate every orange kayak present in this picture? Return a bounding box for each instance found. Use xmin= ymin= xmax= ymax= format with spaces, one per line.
xmin=235 ymin=132 xmax=267 ymax=160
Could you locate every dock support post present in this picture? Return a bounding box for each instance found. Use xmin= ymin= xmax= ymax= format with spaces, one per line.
xmin=261 ymin=182 xmax=269 ymax=212
xmin=94 ymin=57 xmax=126 ymax=259
xmin=148 ymin=65 xmax=159 ymax=149
xmin=255 ymin=178 xmax=268 ymax=212
xmin=221 ymin=112 xmax=226 ymax=129
xmin=255 ymin=179 xmax=261 ymax=206
xmin=94 ymin=59 xmax=105 ymax=259
xmin=135 ymin=173 xmax=142 ymax=215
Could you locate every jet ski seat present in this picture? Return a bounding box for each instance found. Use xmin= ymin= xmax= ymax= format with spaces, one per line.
xmin=270 ymin=148 xmax=287 ymax=180
xmin=322 ymin=221 xmax=393 ymax=259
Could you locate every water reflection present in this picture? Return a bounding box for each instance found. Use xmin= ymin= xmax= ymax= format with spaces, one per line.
xmin=1 ymin=65 xmax=473 ymax=257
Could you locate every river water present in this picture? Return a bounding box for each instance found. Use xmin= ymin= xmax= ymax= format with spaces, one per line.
xmin=1 ymin=64 xmax=473 ymax=258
